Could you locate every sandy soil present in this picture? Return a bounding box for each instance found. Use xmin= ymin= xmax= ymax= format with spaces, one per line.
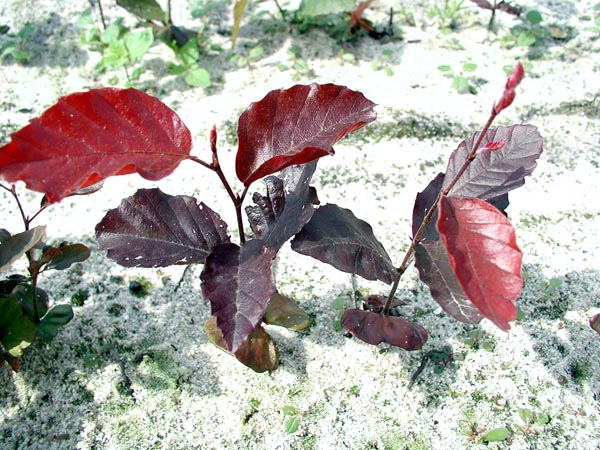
xmin=1 ymin=0 xmax=600 ymax=449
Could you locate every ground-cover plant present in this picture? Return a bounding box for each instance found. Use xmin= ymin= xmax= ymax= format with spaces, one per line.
xmin=0 ymin=23 xmax=37 ymax=64
xmin=438 ymin=61 xmax=479 ymax=94
xmin=0 ymin=185 xmax=90 ymax=371
xmin=0 ymin=62 xmax=542 ymax=373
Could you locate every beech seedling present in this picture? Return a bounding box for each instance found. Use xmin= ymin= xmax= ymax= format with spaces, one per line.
xmin=0 ymin=63 xmax=542 ymax=372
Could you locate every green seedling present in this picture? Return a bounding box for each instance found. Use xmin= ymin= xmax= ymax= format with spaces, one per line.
xmin=165 ymin=37 xmax=212 ymax=88
xmin=337 ymin=48 xmax=356 ymax=66
xmin=438 ymin=62 xmax=478 ymax=94
xmin=503 ymin=9 xmax=557 ymax=47
xmin=463 ymin=328 xmax=495 ymax=351
xmin=516 ymin=407 xmax=550 ymax=433
xmin=427 ymin=0 xmax=468 ymax=33
xmin=0 ymin=23 xmax=36 ymax=64
xmin=371 ymin=48 xmax=394 ymax=76
xmin=480 ymin=427 xmax=510 ymax=443
xmin=277 ymin=46 xmax=313 ymax=81
xmin=0 ymin=185 xmax=90 ymax=372
xmin=282 ymin=405 xmax=300 ymax=434
xmin=229 ymin=45 xmax=264 ymax=69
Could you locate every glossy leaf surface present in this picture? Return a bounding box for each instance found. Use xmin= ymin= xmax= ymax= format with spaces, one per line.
xmin=341 ymin=309 xmax=428 ymax=350
xmin=236 ymin=83 xmax=376 ymax=186
xmin=414 ymin=241 xmax=482 ymax=324
xmin=443 ymin=125 xmax=543 ymax=200
xmin=0 ymin=88 xmax=192 ymax=202
xmin=44 ymin=243 xmax=90 ymax=271
xmin=204 ymin=316 xmax=279 ymax=373
xmin=437 ymin=196 xmax=522 ymax=330
xmin=96 ymin=188 xmax=229 ymax=267
xmin=0 ymin=226 xmax=45 ymax=272
xmin=246 ymin=162 xmax=319 ymax=250
xmin=291 ymin=203 xmax=396 ymax=284
xmin=116 ymin=0 xmax=165 ymax=22
xmin=200 ymin=241 xmax=276 ymax=353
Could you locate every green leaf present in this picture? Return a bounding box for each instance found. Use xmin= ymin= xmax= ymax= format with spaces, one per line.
xmin=169 ymin=63 xmax=187 ymax=75
xmin=0 ymin=296 xmax=36 ymax=356
xmin=384 ymin=67 xmax=394 ymax=76
xmin=44 ymin=244 xmax=90 ymax=271
xmin=12 ymin=284 xmax=49 ymax=319
xmin=536 ymin=413 xmax=550 ymax=425
xmin=452 ymin=76 xmax=469 ymax=93
xmin=0 ymin=226 xmax=45 ymax=272
xmin=249 ymin=46 xmax=264 ymax=60
xmin=184 ymin=67 xmax=211 ymax=87
xmin=192 ymin=0 xmax=229 ymax=18
xmin=179 ymin=39 xmax=200 ymax=66
xmin=518 ymin=408 xmax=533 ymax=425
xmin=124 ymin=28 xmax=154 ymax=61
xmin=284 ymin=416 xmax=299 ymax=434
xmin=36 ymin=305 xmax=74 ymax=342
xmin=263 ymin=292 xmax=310 ymax=331
xmin=516 ymin=32 xmax=536 ymax=46
xmin=116 ymin=0 xmax=166 ymax=22
xmin=101 ymin=41 xmax=128 ymax=69
xmin=282 ymin=406 xmax=297 ymax=416
xmin=462 ymin=62 xmax=477 ymax=72
xmin=299 ymin=0 xmax=355 ymax=16
xmin=76 ymin=8 xmax=95 ymax=28
xmin=481 ymin=427 xmax=510 ymax=442
xmin=526 ymin=10 xmax=543 ymax=25
xmin=437 ymin=64 xmax=452 ymax=72
xmin=231 ymin=0 xmax=248 ymax=48
xmin=100 ymin=23 xmax=123 ymax=45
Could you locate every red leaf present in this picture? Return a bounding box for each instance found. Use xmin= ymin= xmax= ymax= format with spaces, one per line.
xmin=437 ymin=196 xmax=522 ymax=330
xmin=341 ymin=309 xmax=428 ymax=350
xmin=236 ymin=83 xmax=376 ymax=186
xmin=0 ymin=88 xmax=192 ymax=203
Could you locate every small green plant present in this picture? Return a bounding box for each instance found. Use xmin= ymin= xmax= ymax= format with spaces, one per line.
xmin=504 ymin=9 xmax=547 ymax=47
xmin=77 ymin=10 xmax=153 ymax=83
xmin=427 ymin=0 xmax=468 ymax=33
xmin=463 ymin=328 xmax=495 ymax=351
xmin=277 ymin=46 xmax=313 ymax=81
xmin=371 ymin=48 xmax=394 ymax=76
xmin=229 ymin=45 xmax=265 ymax=69
xmin=282 ymin=405 xmax=300 ymax=434
xmin=165 ymin=38 xmax=212 ymax=88
xmin=337 ymin=48 xmax=356 ymax=66
xmin=516 ymin=407 xmax=550 ymax=433
xmin=0 ymin=185 xmax=90 ymax=371
xmin=0 ymin=23 xmax=36 ymax=64
xmin=480 ymin=427 xmax=511 ymax=443
xmin=438 ymin=62 xmax=478 ymax=94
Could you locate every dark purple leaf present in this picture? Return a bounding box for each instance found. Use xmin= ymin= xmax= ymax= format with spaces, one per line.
xmin=497 ymin=1 xmax=521 ymax=16
xmin=0 ymin=88 xmax=192 ymax=203
xmin=236 ymin=83 xmax=376 ymax=186
xmin=415 ymin=241 xmax=482 ymax=324
xmin=443 ymin=125 xmax=543 ymax=200
xmin=590 ymin=313 xmax=600 ymax=335
xmin=96 ymin=188 xmax=229 ymax=267
xmin=291 ymin=204 xmax=396 ymax=284
xmin=412 ymin=172 xmax=445 ymax=241
xmin=200 ymin=240 xmax=276 ymax=353
xmin=246 ymin=162 xmax=320 ymax=250
xmin=204 ymin=316 xmax=279 ymax=373
xmin=341 ymin=309 xmax=428 ymax=350
xmin=470 ymin=0 xmax=493 ymax=9
xmin=437 ymin=196 xmax=522 ymax=330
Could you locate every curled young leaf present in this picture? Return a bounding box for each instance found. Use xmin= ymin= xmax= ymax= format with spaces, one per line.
xmin=437 ymin=196 xmax=522 ymax=330
xmin=236 ymin=83 xmax=376 ymax=186
xmin=341 ymin=309 xmax=428 ymax=350
xmin=0 ymin=88 xmax=192 ymax=202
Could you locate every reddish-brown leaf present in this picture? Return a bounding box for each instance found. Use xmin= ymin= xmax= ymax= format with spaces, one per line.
xmin=0 ymin=88 xmax=192 ymax=203
xmin=341 ymin=309 xmax=428 ymax=350
xmin=437 ymin=196 xmax=522 ymax=330
xmin=236 ymin=83 xmax=376 ymax=186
